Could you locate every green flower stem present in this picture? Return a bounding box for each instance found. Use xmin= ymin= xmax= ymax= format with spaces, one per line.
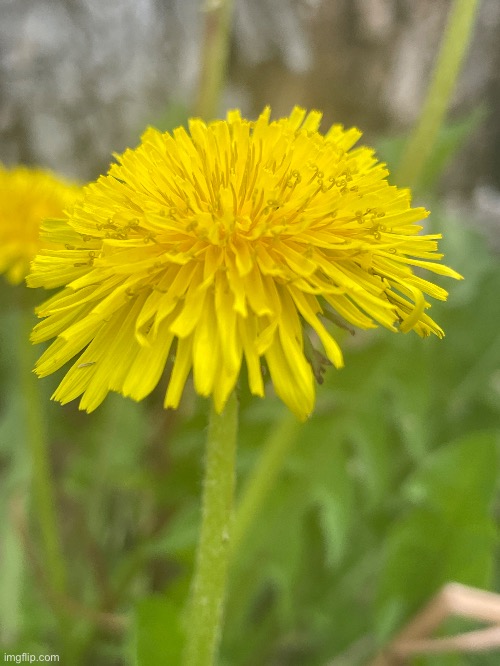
xmin=16 ymin=305 xmax=75 ymax=662
xmin=17 ymin=307 xmax=68 ymax=600
xmin=396 ymin=0 xmax=481 ymax=189
xmin=193 ymin=0 xmax=235 ymax=120
xmin=183 ymin=392 xmax=238 ymax=666
xmin=231 ymin=412 xmax=300 ymax=559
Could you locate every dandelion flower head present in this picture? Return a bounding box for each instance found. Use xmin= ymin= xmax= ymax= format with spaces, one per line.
xmin=0 ymin=164 xmax=80 ymax=285
xmin=28 ymin=107 xmax=461 ymax=419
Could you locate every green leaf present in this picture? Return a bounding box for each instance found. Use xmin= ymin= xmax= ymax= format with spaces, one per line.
xmin=375 ymin=431 xmax=498 ymax=642
xmin=135 ymin=595 xmax=185 ymax=666
xmin=296 ymin=420 xmax=354 ymax=567
xmin=404 ymin=430 xmax=498 ymax=515
xmin=148 ymin=503 xmax=199 ymax=556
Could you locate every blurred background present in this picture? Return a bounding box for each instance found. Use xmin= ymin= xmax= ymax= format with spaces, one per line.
xmin=0 ymin=0 xmax=499 ymax=193
xmin=2 ymin=0 xmax=500 ymax=242
xmin=1 ymin=1 xmax=500 ymax=665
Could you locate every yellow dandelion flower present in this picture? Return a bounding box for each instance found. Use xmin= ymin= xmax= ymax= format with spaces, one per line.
xmin=27 ymin=107 xmax=461 ymax=420
xmin=0 ymin=164 xmax=81 ymax=285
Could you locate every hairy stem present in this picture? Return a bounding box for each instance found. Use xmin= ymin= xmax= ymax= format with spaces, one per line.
xmin=182 ymin=392 xmax=238 ymax=666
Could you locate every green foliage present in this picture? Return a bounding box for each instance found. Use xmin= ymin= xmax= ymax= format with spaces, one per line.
xmin=376 ymin=431 xmax=498 ymax=642
xmin=135 ymin=595 xmax=185 ymax=666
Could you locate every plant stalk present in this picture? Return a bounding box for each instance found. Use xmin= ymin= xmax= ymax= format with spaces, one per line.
xmin=193 ymin=0 xmax=235 ymax=120
xmin=18 ymin=308 xmax=68 ymax=600
xmin=17 ymin=304 xmax=76 ymax=662
xmin=396 ymin=0 xmax=481 ymax=189
xmin=182 ymin=392 xmax=238 ymax=666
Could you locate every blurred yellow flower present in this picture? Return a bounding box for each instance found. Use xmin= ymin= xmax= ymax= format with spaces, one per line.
xmin=27 ymin=107 xmax=461 ymax=419
xmin=0 ymin=164 xmax=80 ymax=285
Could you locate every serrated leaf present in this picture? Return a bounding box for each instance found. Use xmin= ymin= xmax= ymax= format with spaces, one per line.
xmin=376 ymin=431 xmax=498 ymax=642
xmin=404 ymin=431 xmax=498 ymax=514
